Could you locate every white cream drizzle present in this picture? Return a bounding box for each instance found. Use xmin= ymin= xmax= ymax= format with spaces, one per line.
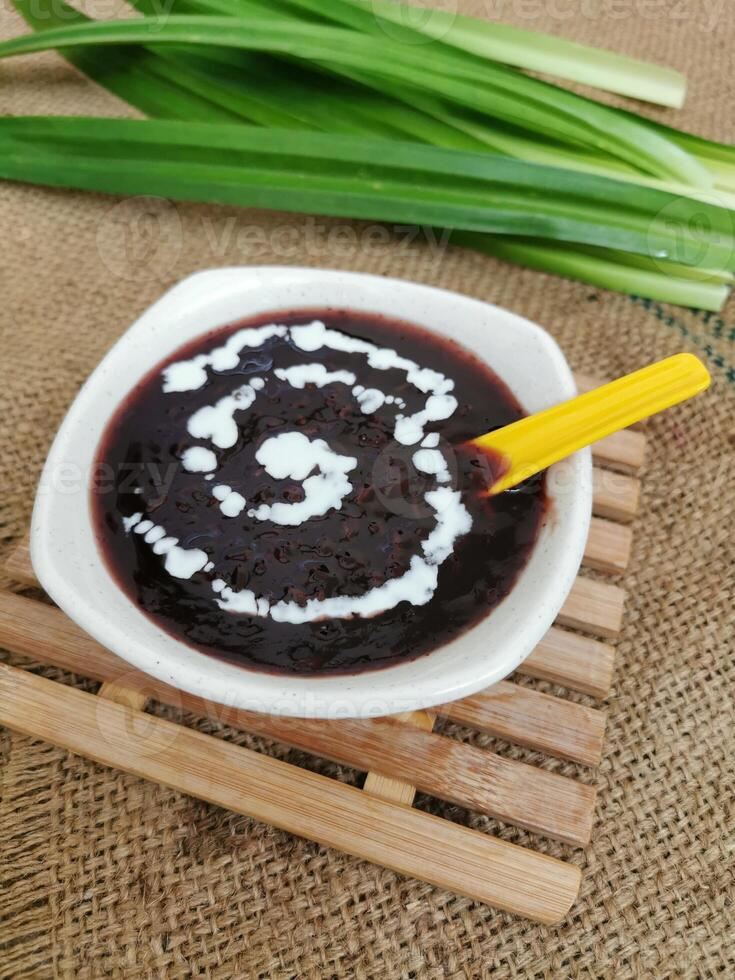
xmin=124 ymin=512 xmax=208 ymax=579
xmin=212 ymin=483 xmax=247 ymax=518
xmin=181 ymin=446 xmax=217 ymax=473
xmin=187 ymin=378 xmax=265 ymax=449
xmin=123 ymin=512 xmax=143 ymax=532
xmin=353 ymin=387 xmax=385 ymax=414
xmin=266 ymin=487 xmax=471 ymax=623
xmin=413 ymin=447 xmax=448 ymax=478
xmin=124 ymin=320 xmax=472 ymax=621
xmin=162 ymin=324 xmax=287 ymax=392
xmin=248 ymin=432 xmax=357 ymax=527
xmin=274 ymin=363 xmax=356 ymax=389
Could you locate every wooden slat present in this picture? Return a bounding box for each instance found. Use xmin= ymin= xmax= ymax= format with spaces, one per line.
xmin=2 ymin=542 xmax=621 ymax=694
xmin=4 ymin=540 xmax=32 ymax=587
xmin=440 ymin=681 xmax=606 ymax=767
xmin=592 ymin=429 xmax=646 ymax=474
xmin=558 ymin=577 xmax=626 ymax=639
xmin=363 ymin=710 xmax=435 ymax=805
xmin=192 ymin=712 xmax=594 ymax=846
xmin=0 ymin=377 xmax=637 ymax=922
xmin=98 ymin=679 xmax=148 ymax=710
xmin=0 ymin=591 xmax=595 ymax=844
xmin=592 ymin=468 xmax=640 ymax=524
xmin=0 ymin=661 xmax=580 ymax=924
xmin=521 ymin=628 xmax=615 ymax=699
xmin=584 ymin=517 xmax=633 ymax=575
xmin=0 ymin=590 xmax=606 ymax=769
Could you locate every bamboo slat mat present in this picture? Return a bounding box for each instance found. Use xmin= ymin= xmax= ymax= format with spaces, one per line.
xmin=0 ymin=372 xmax=644 ymax=925
xmin=2 ymin=0 xmax=733 ymax=969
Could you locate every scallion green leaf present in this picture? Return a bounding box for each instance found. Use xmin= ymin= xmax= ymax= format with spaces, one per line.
xmin=0 ymin=117 xmax=731 ymax=270
xmin=346 ymin=0 xmax=687 ymax=108
xmin=458 ymin=235 xmax=730 ymax=311
xmin=0 ymin=15 xmax=710 ymax=187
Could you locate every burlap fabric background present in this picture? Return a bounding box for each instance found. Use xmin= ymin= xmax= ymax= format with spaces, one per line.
xmin=1 ymin=2 xmax=733 ymax=976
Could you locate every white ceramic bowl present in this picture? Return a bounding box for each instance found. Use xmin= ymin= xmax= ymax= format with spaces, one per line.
xmin=32 ymin=267 xmax=591 ymax=718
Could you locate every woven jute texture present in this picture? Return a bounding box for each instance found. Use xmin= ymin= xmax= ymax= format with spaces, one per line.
xmin=1 ymin=2 xmax=734 ymax=977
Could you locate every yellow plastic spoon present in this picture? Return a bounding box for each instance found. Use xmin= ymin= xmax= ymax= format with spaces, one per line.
xmin=469 ymin=353 xmax=710 ymax=495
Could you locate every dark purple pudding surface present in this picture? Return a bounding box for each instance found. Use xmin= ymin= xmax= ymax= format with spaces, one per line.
xmin=92 ymin=309 xmax=546 ymax=675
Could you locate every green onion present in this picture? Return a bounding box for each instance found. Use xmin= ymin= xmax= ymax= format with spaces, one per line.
xmin=4 ymin=0 xmax=734 ymax=310
xmin=346 ymin=0 xmax=687 ymax=108
xmin=0 ymin=117 xmax=731 ymax=269
xmin=619 ymin=109 xmax=735 ymax=193
xmin=256 ymin=0 xmax=686 ymax=109
xmin=0 ymin=15 xmax=711 ymax=187
xmin=458 ymin=236 xmax=730 ymax=312
xmin=133 ymin=0 xmax=732 ymax=193
xmin=9 ymin=0 xmax=722 ymax=187
xmin=10 ymin=0 xmax=240 ymax=122
xmin=12 ymin=0 xmax=480 ymax=144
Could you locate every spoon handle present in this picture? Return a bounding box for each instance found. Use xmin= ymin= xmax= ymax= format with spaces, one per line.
xmin=471 ymin=353 xmax=710 ymax=495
